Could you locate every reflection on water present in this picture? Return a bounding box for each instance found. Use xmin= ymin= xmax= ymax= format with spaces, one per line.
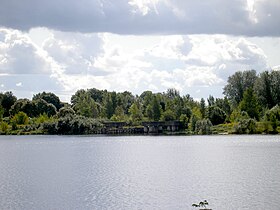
xmin=0 ymin=135 xmax=279 ymax=209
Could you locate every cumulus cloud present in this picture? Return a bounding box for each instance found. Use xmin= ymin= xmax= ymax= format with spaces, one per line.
xmin=0 ymin=28 xmax=65 ymax=99
xmin=0 ymin=28 xmax=271 ymax=100
xmin=0 ymin=0 xmax=280 ymax=36
xmin=0 ymin=28 xmax=54 ymax=74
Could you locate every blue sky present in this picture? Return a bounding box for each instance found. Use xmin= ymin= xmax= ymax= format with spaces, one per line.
xmin=0 ymin=0 xmax=280 ymax=101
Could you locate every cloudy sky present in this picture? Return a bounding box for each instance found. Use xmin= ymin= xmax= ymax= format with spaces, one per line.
xmin=0 ymin=0 xmax=280 ymax=101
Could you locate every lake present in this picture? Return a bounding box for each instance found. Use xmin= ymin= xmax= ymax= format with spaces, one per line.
xmin=0 ymin=135 xmax=279 ymax=209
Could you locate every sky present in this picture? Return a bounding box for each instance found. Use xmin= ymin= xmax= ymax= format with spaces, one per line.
xmin=0 ymin=0 xmax=280 ymax=102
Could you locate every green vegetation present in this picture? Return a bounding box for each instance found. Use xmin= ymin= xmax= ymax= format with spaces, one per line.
xmin=1 ymin=70 xmax=280 ymax=135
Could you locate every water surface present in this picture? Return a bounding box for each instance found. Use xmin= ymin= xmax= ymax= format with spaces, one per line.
xmin=0 ymin=135 xmax=279 ymax=209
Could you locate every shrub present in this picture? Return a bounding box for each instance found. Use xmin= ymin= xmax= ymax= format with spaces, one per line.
xmin=0 ymin=122 xmax=9 ymax=134
xmin=12 ymin=111 xmax=29 ymax=125
xmin=234 ymin=118 xmax=257 ymax=134
xmin=195 ymin=118 xmax=213 ymax=135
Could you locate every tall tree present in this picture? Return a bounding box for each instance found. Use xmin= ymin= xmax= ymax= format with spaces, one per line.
xmin=254 ymin=71 xmax=273 ymax=108
xmin=33 ymin=92 xmax=62 ymax=110
xmin=239 ymin=88 xmax=260 ymax=120
xmin=74 ymin=93 xmax=99 ymax=118
xmin=152 ymin=96 xmax=161 ymax=121
xmin=0 ymin=91 xmax=17 ymax=117
xmin=200 ymin=98 xmax=206 ymax=119
xmin=223 ymin=70 xmax=257 ymax=106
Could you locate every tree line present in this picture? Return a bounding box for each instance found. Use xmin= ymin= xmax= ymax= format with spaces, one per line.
xmin=0 ymin=69 xmax=280 ymax=135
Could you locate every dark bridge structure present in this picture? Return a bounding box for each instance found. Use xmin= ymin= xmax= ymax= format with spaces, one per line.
xmin=102 ymin=121 xmax=183 ymax=134
xmin=142 ymin=121 xmax=183 ymax=134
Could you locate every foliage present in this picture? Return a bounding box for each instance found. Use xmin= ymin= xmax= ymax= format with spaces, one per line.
xmin=151 ymin=95 xmax=161 ymax=121
xmin=42 ymin=115 xmax=103 ymax=135
xmin=229 ymin=109 xmax=250 ymax=123
xmin=0 ymin=91 xmax=17 ymax=117
xmin=12 ymin=111 xmax=29 ymax=125
xmin=58 ymin=107 xmax=75 ymax=118
xmin=195 ymin=119 xmax=213 ymax=135
xmin=9 ymin=98 xmax=36 ymax=117
xmin=72 ymin=91 xmax=98 ymax=118
xmin=0 ymin=122 xmax=9 ymax=134
xmin=33 ymin=91 xmax=62 ymax=110
xmin=234 ymin=118 xmax=257 ymax=134
xmin=129 ymin=102 xmax=143 ymax=124
xmin=161 ymin=109 xmax=176 ymax=121
xmin=2 ymin=69 xmax=280 ymax=135
xmin=263 ymin=105 xmax=280 ymax=133
xmin=200 ymin=98 xmax=206 ymax=118
xmin=33 ymin=99 xmax=57 ymax=117
xmin=239 ymin=88 xmax=260 ymax=120
xmin=223 ymin=70 xmax=257 ymax=106
xmin=207 ymin=106 xmax=226 ymax=125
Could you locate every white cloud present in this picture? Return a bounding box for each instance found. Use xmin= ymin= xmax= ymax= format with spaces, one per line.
xmin=0 ymin=28 xmax=273 ymax=101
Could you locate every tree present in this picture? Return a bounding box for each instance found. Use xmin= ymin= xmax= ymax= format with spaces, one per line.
xmin=239 ymin=88 xmax=260 ymax=120
xmin=195 ymin=119 xmax=213 ymax=135
xmin=200 ymin=98 xmax=206 ymax=118
xmin=9 ymin=99 xmax=36 ymax=117
xmin=271 ymin=70 xmax=280 ymax=105
xmin=33 ymin=92 xmax=62 ymax=110
xmin=152 ymin=95 xmax=161 ymax=121
xmin=129 ymin=102 xmax=143 ymax=123
xmin=234 ymin=118 xmax=257 ymax=134
xmin=264 ymin=105 xmax=280 ymax=133
xmin=207 ymin=95 xmax=215 ymax=107
xmin=215 ymin=97 xmax=231 ymax=118
xmin=58 ymin=107 xmax=75 ymax=118
xmin=0 ymin=91 xmax=17 ymax=117
xmin=12 ymin=111 xmax=29 ymax=125
xmin=207 ymin=106 xmax=226 ymax=125
xmin=104 ymin=93 xmax=114 ymax=119
xmin=166 ymin=88 xmax=180 ymax=99
xmin=223 ymin=70 xmax=257 ymax=106
xmin=72 ymin=92 xmax=99 ymax=118
xmin=254 ymin=71 xmax=274 ymax=108
xmin=161 ymin=109 xmax=176 ymax=121
xmin=33 ymin=99 xmax=57 ymax=117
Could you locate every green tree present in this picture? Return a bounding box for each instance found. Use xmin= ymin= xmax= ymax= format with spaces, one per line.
xmin=234 ymin=118 xmax=257 ymax=134
xmin=254 ymin=71 xmax=274 ymax=108
xmin=12 ymin=111 xmax=29 ymax=125
xmin=223 ymin=70 xmax=257 ymax=106
xmin=104 ymin=93 xmax=114 ymax=119
xmin=200 ymin=98 xmax=206 ymax=118
xmin=33 ymin=92 xmax=62 ymax=110
xmin=161 ymin=109 xmax=176 ymax=121
xmin=33 ymin=99 xmax=57 ymax=117
xmin=239 ymin=88 xmax=260 ymax=120
xmin=0 ymin=91 xmax=17 ymax=117
xmin=58 ymin=107 xmax=75 ymax=118
xmin=207 ymin=95 xmax=215 ymax=107
xmin=9 ymin=99 xmax=36 ymax=117
xmin=129 ymin=102 xmax=143 ymax=123
xmin=207 ymin=106 xmax=226 ymax=125
xmin=73 ymin=92 xmax=98 ymax=118
xmin=152 ymin=96 xmax=161 ymax=121
xmin=195 ymin=119 xmax=213 ymax=135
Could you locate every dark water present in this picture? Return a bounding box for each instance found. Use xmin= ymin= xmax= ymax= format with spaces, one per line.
xmin=0 ymin=135 xmax=279 ymax=210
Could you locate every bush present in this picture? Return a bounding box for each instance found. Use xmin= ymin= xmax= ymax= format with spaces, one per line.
xmin=195 ymin=118 xmax=213 ymax=135
xmin=207 ymin=106 xmax=226 ymax=125
xmin=12 ymin=111 xmax=29 ymax=125
xmin=234 ymin=118 xmax=257 ymax=134
xmin=42 ymin=115 xmax=103 ymax=135
xmin=0 ymin=122 xmax=9 ymax=134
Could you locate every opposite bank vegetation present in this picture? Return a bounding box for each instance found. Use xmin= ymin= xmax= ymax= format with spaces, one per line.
xmin=0 ymin=70 xmax=280 ymax=135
